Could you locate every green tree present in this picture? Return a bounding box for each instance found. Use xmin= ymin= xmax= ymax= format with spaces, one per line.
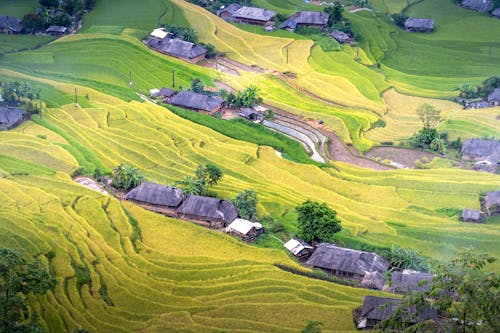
xmin=391 ymin=13 xmax=408 ymax=28
xmin=52 ymin=13 xmax=72 ymax=27
xmin=39 ymin=0 xmax=59 ymax=7
xmin=21 ymin=13 xmax=45 ymax=33
xmin=84 ymin=0 xmax=96 ymax=10
xmin=111 ymin=163 xmax=145 ymax=191
xmin=62 ymin=0 xmax=83 ymax=17
xmin=205 ymin=43 xmax=217 ymax=58
xmin=324 ymin=2 xmax=343 ymax=26
xmin=195 ymin=164 xmax=223 ymax=187
xmin=459 ymin=83 xmax=478 ymax=99
xmin=417 ymin=103 xmax=442 ymax=129
xmin=229 ymin=86 xmax=263 ymax=108
xmin=0 ymin=248 xmax=57 ymax=332
xmin=174 ymin=176 xmax=206 ymax=195
xmin=232 ymin=190 xmax=258 ymax=221
xmin=380 ymin=249 xmax=500 ymax=332
xmin=191 ymin=78 xmax=204 ymax=93
xmin=296 ymin=200 xmax=342 ymax=243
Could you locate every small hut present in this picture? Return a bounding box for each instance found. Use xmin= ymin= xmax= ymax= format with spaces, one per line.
xmin=283 ymin=238 xmax=314 ymax=260
xmin=280 ymin=11 xmax=329 ymax=31
xmin=460 ymin=0 xmax=494 ymax=13
xmin=390 ymin=270 xmax=433 ymax=294
xmin=492 ymin=8 xmax=500 ymax=18
xmin=0 ymin=106 xmax=28 ymax=130
xmin=226 ymin=218 xmax=263 ymax=242
xmin=177 ymin=195 xmax=238 ymax=228
xmin=356 ymin=296 xmax=437 ymax=329
xmin=217 ymin=3 xmax=243 ymax=22
xmin=483 ymin=191 xmax=500 ymax=216
xmin=404 ymin=18 xmax=435 ymax=32
xmin=150 ymin=28 xmax=171 ymax=40
xmin=461 ymin=208 xmax=485 ymax=223
xmin=461 ymin=138 xmax=500 ymax=161
xmin=487 ymin=88 xmax=500 ymax=106
xmin=239 ymin=107 xmax=264 ymax=123
xmin=0 ymin=16 xmax=21 ymax=34
xmin=231 ymin=6 xmax=276 ymax=26
xmin=125 ymin=182 xmax=184 ymax=213
xmin=169 ymin=91 xmax=225 ymax=114
xmin=361 ymin=271 xmax=386 ymax=290
xmin=146 ymin=38 xmax=208 ymax=63
xmin=151 ymin=87 xmax=175 ymax=101
xmin=46 ymin=25 xmax=68 ymax=36
xmin=330 ymin=30 xmax=353 ymax=44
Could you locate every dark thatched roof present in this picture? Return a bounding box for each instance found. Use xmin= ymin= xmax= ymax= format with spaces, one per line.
xmin=239 ymin=107 xmax=264 ymax=122
xmin=485 ymin=191 xmax=500 ymax=208
xmin=330 ymin=30 xmax=352 ymax=43
xmin=218 ymin=3 xmax=243 ymax=16
xmin=46 ymin=25 xmax=67 ymax=34
xmin=404 ymin=18 xmax=435 ymax=31
xmin=0 ymin=15 xmax=21 ymax=33
xmin=492 ymin=8 xmax=500 ymax=17
xmin=359 ymin=296 xmax=437 ymax=323
xmin=306 ymin=243 xmax=390 ymax=276
xmin=461 ymin=0 xmax=494 ymax=13
xmin=232 ymin=6 xmax=276 ymax=21
xmin=170 ymin=91 xmax=224 ymax=111
xmin=125 ymin=182 xmax=184 ymax=208
xmin=461 ymin=209 xmax=484 ymax=223
xmin=280 ymin=11 xmax=329 ymax=30
xmin=391 ymin=270 xmax=433 ymax=293
xmin=0 ymin=106 xmax=26 ymax=130
xmin=361 ymin=271 xmax=386 ymax=290
xmin=177 ymin=195 xmax=238 ymax=223
xmin=148 ymin=38 xmax=207 ymax=60
xmin=155 ymin=87 xmax=175 ymax=98
xmin=487 ymin=88 xmax=500 ymax=102
xmin=461 ymin=138 xmax=500 ymax=161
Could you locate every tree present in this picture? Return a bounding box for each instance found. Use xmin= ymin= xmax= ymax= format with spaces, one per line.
xmin=0 ymin=248 xmax=57 ymax=332
xmin=417 ymin=103 xmax=442 ymax=129
xmin=205 ymin=43 xmax=217 ymax=58
xmin=84 ymin=0 xmax=96 ymax=10
xmin=413 ymin=127 xmax=439 ymax=148
xmin=232 ymin=190 xmax=258 ymax=221
xmin=380 ymin=249 xmax=500 ymax=332
xmin=52 ymin=13 xmax=72 ymax=27
xmin=191 ymin=78 xmax=204 ymax=93
xmin=21 ymin=13 xmax=45 ymax=33
xmin=39 ymin=0 xmax=59 ymax=7
xmin=459 ymin=83 xmax=478 ymax=99
xmin=195 ymin=164 xmax=223 ymax=187
xmin=174 ymin=176 xmax=206 ymax=195
xmin=62 ymin=0 xmax=83 ymax=17
xmin=324 ymin=2 xmax=343 ymax=26
xmin=111 ymin=163 xmax=145 ymax=191
xmin=391 ymin=13 xmax=408 ymax=28
xmin=296 ymin=200 xmax=341 ymax=243
xmin=229 ymin=86 xmax=263 ymax=108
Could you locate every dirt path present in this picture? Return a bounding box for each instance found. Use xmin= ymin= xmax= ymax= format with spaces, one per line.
xmin=74 ymin=177 xmax=108 ymax=195
xmin=365 ymin=147 xmax=437 ymax=168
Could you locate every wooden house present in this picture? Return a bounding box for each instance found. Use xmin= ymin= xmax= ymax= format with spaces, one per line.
xmin=361 ymin=271 xmax=386 ymax=290
xmin=461 ymin=138 xmax=500 ymax=161
xmin=0 ymin=106 xmax=29 ymax=130
xmin=404 ymin=18 xmax=435 ymax=32
xmin=231 ymin=6 xmax=276 ymax=26
xmin=239 ymin=107 xmax=264 ymax=123
xmin=305 ymin=243 xmax=390 ymax=282
xmin=177 ymin=195 xmax=238 ymax=229
xmin=280 ymin=11 xmax=329 ymax=32
xmin=283 ymin=238 xmax=314 ymax=260
xmin=217 ymin=3 xmax=243 ymax=22
xmin=226 ymin=218 xmax=263 ymax=242
xmin=125 ymin=182 xmax=184 ymax=214
xmin=330 ymin=30 xmax=353 ymax=44
xmin=150 ymin=28 xmax=171 ymax=40
xmin=0 ymin=16 xmax=21 ymax=34
xmin=483 ymin=191 xmax=500 ymax=216
xmin=356 ymin=296 xmax=437 ymax=329
xmin=460 ymin=0 xmax=494 ymax=13
xmin=390 ymin=270 xmax=433 ymax=294
xmin=487 ymin=88 xmax=500 ymax=106
xmin=151 ymin=87 xmax=175 ymax=102
xmin=461 ymin=208 xmax=485 ymax=223
xmin=146 ymin=37 xmax=207 ymax=63
xmin=46 ymin=25 xmax=68 ymax=36
xmin=492 ymin=8 xmax=500 ymax=18
xmin=169 ymin=91 xmax=224 ymax=114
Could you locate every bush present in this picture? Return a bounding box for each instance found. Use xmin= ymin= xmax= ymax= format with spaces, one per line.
xmin=387 ymin=246 xmax=430 ymax=272
xmin=391 ymin=13 xmax=408 ymax=28
xmin=111 ymin=163 xmax=145 ymax=191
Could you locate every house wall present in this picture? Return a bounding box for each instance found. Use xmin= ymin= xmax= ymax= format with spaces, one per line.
xmin=0 ymin=27 xmax=15 ymax=34
xmin=176 ymin=212 xmax=226 ymax=229
xmin=297 ymin=23 xmax=325 ymax=30
xmin=235 ymin=17 xmax=271 ymax=26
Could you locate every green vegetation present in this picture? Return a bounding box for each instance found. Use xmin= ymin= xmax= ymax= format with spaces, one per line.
xmin=111 ymin=163 xmax=145 ymax=191
xmin=232 ymin=189 xmax=258 ymax=221
xmin=175 ymin=163 xmax=223 ymax=195
xmin=296 ymin=200 xmax=342 ymax=243
xmin=387 ymin=246 xmax=430 ymax=272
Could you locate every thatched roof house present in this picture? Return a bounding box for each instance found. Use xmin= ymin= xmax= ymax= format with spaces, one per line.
xmin=169 ymin=91 xmax=224 ymax=114
xmin=0 ymin=16 xmax=21 ymax=34
xmin=390 ymin=270 xmax=433 ymax=293
xmin=361 ymin=271 xmax=386 ymax=290
xmin=492 ymin=7 xmax=500 ymax=18
xmin=150 ymin=28 xmax=171 ymax=39
xmin=483 ymin=191 xmax=500 ymax=216
xmin=306 ymin=243 xmax=390 ymax=280
xmin=125 ymin=182 xmax=184 ymax=209
xmin=280 ymin=11 xmax=329 ymax=31
xmin=217 ymin=3 xmax=243 ymax=22
xmin=461 ymin=208 xmax=484 ymax=223
xmin=330 ymin=30 xmax=353 ymax=44
xmin=284 ymin=238 xmax=314 ymax=259
xmin=0 ymin=106 xmax=28 ymax=130
xmin=226 ymin=218 xmax=263 ymax=242
xmin=46 ymin=25 xmax=68 ymax=36
xmin=487 ymin=88 xmax=500 ymax=106
xmin=356 ymin=296 xmax=437 ymax=329
xmin=239 ymin=107 xmax=264 ymax=122
xmin=232 ymin=6 xmax=276 ymax=25
xmin=177 ymin=195 xmax=238 ymax=228
xmin=147 ymin=37 xmax=207 ymax=63
xmin=151 ymin=87 xmax=175 ymax=101
xmin=404 ymin=18 xmax=434 ymax=32
xmin=460 ymin=0 xmax=494 ymax=13
xmin=461 ymin=138 xmax=500 ymax=161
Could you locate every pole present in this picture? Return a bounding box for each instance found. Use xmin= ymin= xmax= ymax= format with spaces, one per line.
xmin=172 ymin=69 xmax=175 ymax=88
xmin=129 ymin=70 xmax=132 ymax=87
xmin=75 ymin=88 xmax=78 ymax=107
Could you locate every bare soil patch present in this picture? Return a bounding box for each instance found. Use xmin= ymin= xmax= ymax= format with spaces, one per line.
xmin=365 ymin=147 xmax=437 ymax=168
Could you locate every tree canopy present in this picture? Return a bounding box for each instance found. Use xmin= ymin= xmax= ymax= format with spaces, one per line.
xmin=296 ymin=200 xmax=341 ymax=243
xmin=111 ymin=163 xmax=145 ymax=191
xmin=232 ymin=190 xmax=258 ymax=221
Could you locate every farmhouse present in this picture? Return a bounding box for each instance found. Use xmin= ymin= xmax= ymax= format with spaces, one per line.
xmin=150 ymin=28 xmax=171 ymax=40
xmin=390 ymin=270 xmax=433 ymax=293
xmin=217 ymin=3 xmax=243 ymax=22
xmin=361 ymin=271 xmax=386 ymax=290
xmin=483 ymin=191 xmax=500 ymax=216
xmin=306 ymin=243 xmax=390 ymax=281
xmin=492 ymin=7 xmax=500 ymax=18
xmin=151 ymin=87 xmax=175 ymax=101
xmin=461 ymin=138 xmax=500 ymax=162
xmin=46 ymin=25 xmax=68 ymax=36
xmin=147 ymin=37 xmax=207 ymax=63
xmin=487 ymin=88 xmax=500 ymax=106
xmin=356 ymin=296 xmax=437 ymax=329
xmin=169 ymin=91 xmax=224 ymax=114
xmin=125 ymin=182 xmax=184 ymax=213
xmin=461 ymin=208 xmax=485 ymax=223
xmin=460 ymin=0 xmax=494 ymax=13
xmin=239 ymin=107 xmax=264 ymax=123
xmin=0 ymin=106 xmax=28 ymax=130
xmin=177 ymin=195 xmax=238 ymax=228
xmin=280 ymin=11 xmax=329 ymax=32
xmin=404 ymin=18 xmax=435 ymax=32
xmin=0 ymin=15 xmax=21 ymax=34
xmin=330 ymin=30 xmax=353 ymax=44
xmin=283 ymin=238 xmax=314 ymax=260
xmin=226 ymin=218 xmax=263 ymax=242
xmin=231 ymin=6 xmax=276 ymax=26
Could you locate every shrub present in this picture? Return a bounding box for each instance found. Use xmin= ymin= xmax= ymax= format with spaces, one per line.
xmin=391 ymin=13 xmax=408 ymax=28
xmin=111 ymin=163 xmax=145 ymax=191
